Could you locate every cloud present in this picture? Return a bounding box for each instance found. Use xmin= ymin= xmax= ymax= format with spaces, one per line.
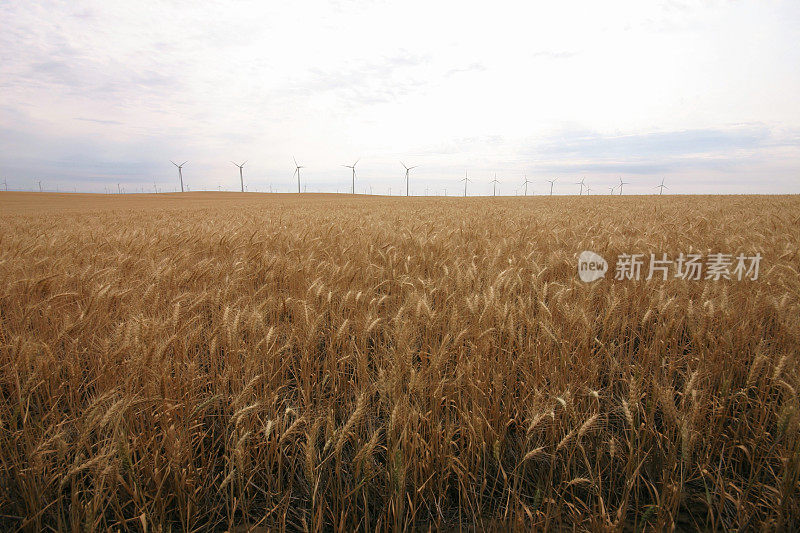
xmin=74 ymin=117 xmax=123 ymax=125
xmin=0 ymin=1 xmax=799 ymax=193
xmin=521 ymin=126 xmax=790 ymax=175
xmin=279 ymin=52 xmax=429 ymax=107
xmin=445 ymin=62 xmax=487 ymax=77
xmin=530 ymin=50 xmax=578 ymax=60
xmin=420 ymin=135 xmax=506 ymax=156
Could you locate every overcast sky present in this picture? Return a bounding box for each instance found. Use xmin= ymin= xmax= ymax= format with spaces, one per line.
xmin=1 ymin=0 xmax=798 ymax=194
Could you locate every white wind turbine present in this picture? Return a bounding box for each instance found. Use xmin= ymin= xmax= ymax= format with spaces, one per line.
xmin=343 ymin=159 xmax=359 ymax=194
xmin=522 ymin=176 xmax=532 ymax=196
xmin=401 ymin=161 xmax=417 ymax=196
xmin=461 ymin=171 xmax=471 ymax=197
xmin=491 ymin=175 xmax=500 ymax=197
xmin=575 ymin=177 xmax=586 ymax=195
xmin=171 ymin=160 xmax=187 ymax=192
xmin=293 ymin=157 xmax=304 ymax=193
xmin=547 ymin=178 xmax=557 ymax=196
xmin=655 ymin=178 xmax=668 ymax=195
xmin=231 ymin=161 xmax=247 ymax=192
xmin=618 ymin=176 xmax=628 ymax=195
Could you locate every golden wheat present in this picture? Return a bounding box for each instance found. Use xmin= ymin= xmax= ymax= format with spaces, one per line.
xmin=0 ymin=192 xmax=798 ymax=531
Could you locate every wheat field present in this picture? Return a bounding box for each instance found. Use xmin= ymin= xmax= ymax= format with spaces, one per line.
xmin=1 ymin=192 xmax=798 ymax=531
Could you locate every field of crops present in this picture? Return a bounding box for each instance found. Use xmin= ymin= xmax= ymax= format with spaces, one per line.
xmin=1 ymin=192 xmax=798 ymax=531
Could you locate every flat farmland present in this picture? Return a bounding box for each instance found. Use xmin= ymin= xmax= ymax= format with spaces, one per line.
xmin=1 ymin=192 xmax=799 ymax=531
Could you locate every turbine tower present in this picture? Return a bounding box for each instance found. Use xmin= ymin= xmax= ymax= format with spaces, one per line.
xmin=461 ymin=172 xmax=471 ymax=197
xmin=491 ymin=175 xmax=500 ymax=197
xmin=231 ymin=161 xmax=247 ymax=192
xmin=171 ymin=160 xmax=187 ymax=192
xmin=608 ymin=185 xmax=616 ymax=195
xmin=655 ymin=178 xmax=668 ymax=195
xmin=576 ymin=177 xmax=586 ymax=196
xmin=547 ymin=178 xmax=557 ymax=196
xmin=343 ymin=159 xmax=359 ymax=194
xmin=618 ymin=176 xmax=628 ymax=195
xmin=293 ymin=157 xmax=304 ymax=193
xmin=522 ymin=176 xmax=532 ymax=196
xmin=401 ymin=161 xmax=417 ymax=196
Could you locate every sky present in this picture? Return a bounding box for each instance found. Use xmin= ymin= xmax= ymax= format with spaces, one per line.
xmin=1 ymin=0 xmax=799 ymax=195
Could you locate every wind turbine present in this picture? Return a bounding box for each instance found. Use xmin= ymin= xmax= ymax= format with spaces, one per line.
xmin=171 ymin=161 xmax=187 ymax=192
xmin=38 ymin=180 xmax=42 ymax=192
xmin=586 ymin=186 xmax=592 ymax=196
xmin=608 ymin=185 xmax=616 ymax=195
xmin=491 ymin=175 xmax=500 ymax=197
xmin=655 ymin=178 xmax=668 ymax=195
xmin=575 ymin=177 xmax=586 ymax=196
xmin=231 ymin=161 xmax=247 ymax=192
xmin=117 ymin=183 xmax=121 ymax=194
xmin=293 ymin=157 xmax=304 ymax=193
xmin=3 ymin=178 xmax=6 ymax=191
xmin=547 ymin=178 xmax=557 ymax=196
xmin=401 ymin=161 xmax=417 ymax=196
xmin=522 ymin=176 xmax=532 ymax=196
xmin=461 ymin=171 xmax=471 ymax=197
xmin=618 ymin=176 xmax=628 ymax=195
xmin=343 ymin=159 xmax=359 ymax=194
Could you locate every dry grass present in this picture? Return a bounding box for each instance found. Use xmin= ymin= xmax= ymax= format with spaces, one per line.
xmin=1 ymin=191 xmax=799 ymax=531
